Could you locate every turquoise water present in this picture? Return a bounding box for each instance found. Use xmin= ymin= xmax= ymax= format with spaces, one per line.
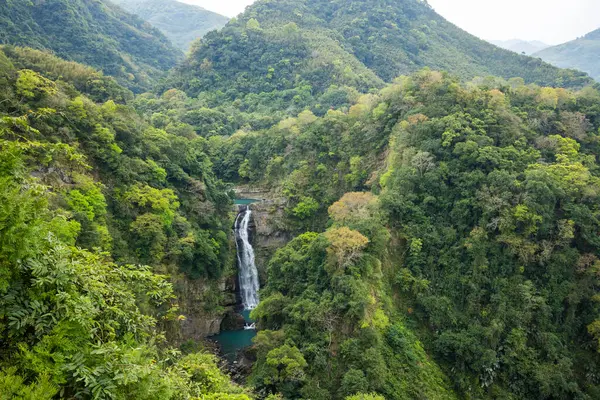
xmin=210 ymin=310 xmax=256 ymax=362
xmin=211 ymin=329 xmax=256 ymax=362
xmin=240 ymin=309 xmax=253 ymax=322
xmin=234 ymin=198 xmax=260 ymax=205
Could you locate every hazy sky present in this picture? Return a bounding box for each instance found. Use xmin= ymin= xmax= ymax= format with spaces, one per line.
xmin=181 ymin=0 xmax=600 ymax=45
xmin=427 ymin=0 xmax=600 ymax=44
xmin=179 ymin=0 xmax=254 ymax=18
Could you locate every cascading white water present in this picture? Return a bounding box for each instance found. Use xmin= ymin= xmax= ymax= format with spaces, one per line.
xmin=234 ymin=207 xmax=260 ymax=311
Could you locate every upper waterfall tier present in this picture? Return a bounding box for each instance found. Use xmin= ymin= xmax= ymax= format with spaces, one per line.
xmin=234 ymin=207 xmax=260 ymax=310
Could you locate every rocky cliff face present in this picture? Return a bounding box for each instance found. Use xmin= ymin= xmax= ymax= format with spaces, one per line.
xmin=165 ymin=267 xmax=237 ymax=342
xmin=233 ymin=186 xmax=293 ymax=278
xmin=167 ymin=187 xmax=292 ymax=342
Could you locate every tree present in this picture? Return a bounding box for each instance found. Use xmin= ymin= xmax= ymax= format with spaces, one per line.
xmin=324 ymin=227 xmax=369 ymax=272
xmin=0 ymin=50 xmax=240 ymax=399
xmin=16 ymin=69 xmax=56 ymax=99
xmin=292 ymin=196 xmax=320 ymax=220
xmin=328 ymin=192 xmax=377 ymax=225
xmin=411 ymin=151 xmax=435 ymax=176
xmin=264 ymin=345 xmax=308 ymax=386
xmin=131 ymin=213 xmax=168 ymax=264
xmin=340 ymin=369 xmax=369 ymax=397
xmin=345 ymin=393 xmax=385 ymax=400
xmin=246 ymin=18 xmax=261 ymax=31
xmin=0 ymin=368 xmax=58 ymax=400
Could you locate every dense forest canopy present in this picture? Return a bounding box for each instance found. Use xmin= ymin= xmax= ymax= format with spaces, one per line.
xmin=136 ymin=50 xmax=600 ymax=399
xmin=0 ymin=46 xmax=247 ymax=399
xmin=0 ymin=0 xmax=183 ymax=91
xmin=111 ymin=0 xmax=229 ymax=52
xmin=202 ymin=70 xmax=600 ymax=398
xmin=164 ymin=0 xmax=591 ymax=115
xmin=2 ymin=0 xmax=600 ymax=399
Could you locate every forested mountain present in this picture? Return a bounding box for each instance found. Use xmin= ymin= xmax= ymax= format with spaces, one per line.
xmin=490 ymin=39 xmax=549 ymax=55
xmin=165 ymin=0 xmax=591 ymax=117
xmin=112 ymin=0 xmax=229 ymax=51
xmin=0 ymin=46 xmax=242 ymax=398
xmin=0 ymin=0 xmax=183 ymax=91
xmin=217 ymin=70 xmax=600 ymax=400
xmin=3 ymin=0 xmax=600 ymax=399
xmin=535 ymin=28 xmax=600 ymax=81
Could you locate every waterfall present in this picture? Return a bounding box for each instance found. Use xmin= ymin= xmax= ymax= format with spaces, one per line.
xmin=234 ymin=206 xmax=260 ymax=311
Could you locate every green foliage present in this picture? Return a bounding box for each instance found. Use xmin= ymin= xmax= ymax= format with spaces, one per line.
xmin=0 ymin=368 xmax=58 ymax=400
xmin=377 ymin=71 xmax=600 ymax=398
xmin=0 ymin=48 xmax=243 ymax=400
xmin=2 ymin=46 xmax=134 ymax=103
xmin=65 ymin=175 xmax=111 ymax=249
xmin=250 ymin=195 xmax=457 ymax=399
xmin=163 ymin=1 xmax=385 ymax=117
xmin=246 ymin=18 xmax=262 ymax=31
xmin=0 ymin=0 xmax=182 ymax=91
xmin=176 ymin=353 xmax=251 ymax=398
xmin=291 ymin=196 xmax=319 ymax=220
xmin=340 ymin=369 xmax=369 ymax=397
xmin=0 ymin=47 xmax=232 ymax=280
xmin=3 ymin=0 xmax=600 ymax=398
xmin=16 ymin=69 xmax=57 ymax=99
xmin=164 ymin=0 xmax=591 ymax=124
xmin=345 ymin=394 xmax=385 ymax=400
xmin=264 ymin=345 xmax=308 ymax=387
xmin=112 ymin=0 xmax=229 ymax=51
xmin=230 ymin=68 xmax=600 ymax=399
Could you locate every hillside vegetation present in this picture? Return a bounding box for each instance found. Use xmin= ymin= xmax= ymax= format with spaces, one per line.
xmin=112 ymin=0 xmax=229 ymax=51
xmin=536 ymin=28 xmax=600 ymax=81
xmin=0 ymin=47 xmax=245 ymax=398
xmin=165 ymin=0 xmax=591 ymax=119
xmin=219 ymin=70 xmax=600 ymax=400
xmin=0 ymin=0 xmax=183 ymax=91
xmin=2 ymin=0 xmax=600 ymax=399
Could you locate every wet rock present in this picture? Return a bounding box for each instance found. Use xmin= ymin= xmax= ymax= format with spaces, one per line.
xmin=167 ymin=274 xmax=235 ymax=343
xmin=234 ymin=186 xmax=293 ymax=276
xmin=221 ymin=311 xmax=246 ymax=331
xmin=228 ymin=345 xmax=257 ymax=383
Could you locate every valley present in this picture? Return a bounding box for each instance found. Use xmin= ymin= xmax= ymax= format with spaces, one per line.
xmin=1 ymin=1 xmax=600 ymax=400
xmin=111 ymin=0 xmax=229 ymax=51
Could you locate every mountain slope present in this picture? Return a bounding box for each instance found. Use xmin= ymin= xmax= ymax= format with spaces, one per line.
xmin=0 ymin=46 xmax=243 ymax=399
xmin=535 ymin=28 xmax=600 ymax=81
xmin=112 ymin=0 xmax=229 ymax=51
xmin=490 ymin=39 xmax=549 ymax=55
xmin=0 ymin=0 xmax=183 ymax=91
xmin=207 ymin=69 xmax=600 ymax=400
xmin=167 ymin=0 xmax=592 ymax=108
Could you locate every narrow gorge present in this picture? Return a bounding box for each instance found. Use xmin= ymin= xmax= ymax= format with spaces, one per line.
xmin=209 ymin=202 xmax=264 ymax=363
xmin=235 ymin=206 xmax=261 ymax=312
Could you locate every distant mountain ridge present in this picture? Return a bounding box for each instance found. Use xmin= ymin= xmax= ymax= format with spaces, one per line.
xmin=535 ymin=28 xmax=600 ymax=81
xmin=166 ymin=0 xmax=592 ymax=111
xmin=490 ymin=39 xmax=550 ymax=55
xmin=112 ymin=0 xmax=229 ymax=51
xmin=0 ymin=0 xmax=183 ymax=92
